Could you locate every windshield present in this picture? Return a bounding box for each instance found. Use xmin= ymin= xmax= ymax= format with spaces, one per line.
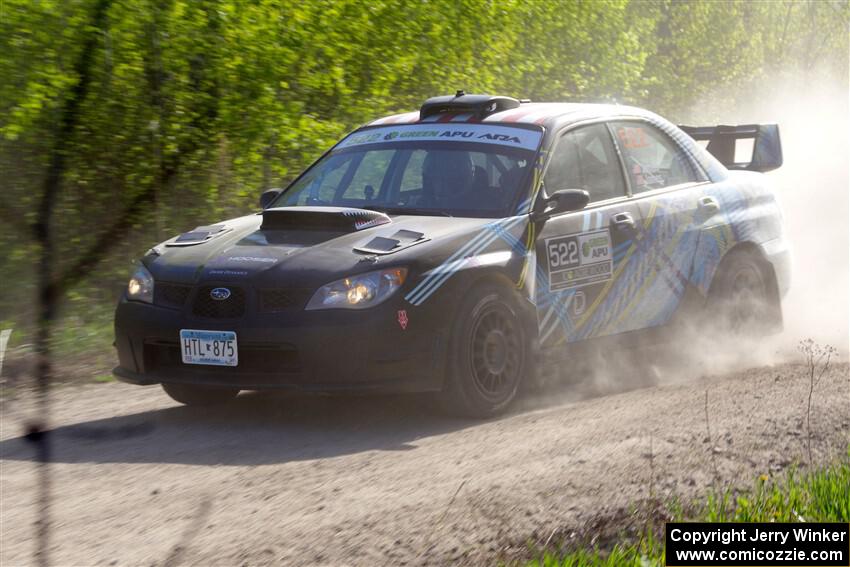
xmin=271 ymin=124 xmax=543 ymax=218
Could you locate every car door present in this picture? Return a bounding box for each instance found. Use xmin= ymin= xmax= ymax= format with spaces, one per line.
xmin=534 ymin=122 xmax=643 ymax=349
xmin=607 ymin=120 xmax=709 ymax=330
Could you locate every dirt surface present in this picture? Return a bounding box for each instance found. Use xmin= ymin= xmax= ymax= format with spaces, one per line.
xmin=1 ymin=362 xmax=848 ymax=567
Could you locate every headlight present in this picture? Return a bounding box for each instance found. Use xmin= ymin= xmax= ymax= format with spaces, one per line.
xmin=306 ymin=268 xmax=407 ymax=310
xmin=127 ymin=264 xmax=154 ymax=304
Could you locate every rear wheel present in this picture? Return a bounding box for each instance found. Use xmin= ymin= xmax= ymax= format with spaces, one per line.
xmin=439 ymin=285 xmax=529 ymax=418
xmin=706 ymin=249 xmax=774 ymax=335
xmin=161 ymin=383 xmax=239 ymax=406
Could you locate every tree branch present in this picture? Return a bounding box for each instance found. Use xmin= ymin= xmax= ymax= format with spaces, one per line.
xmin=54 ymin=3 xmax=223 ymax=294
xmin=54 ymin=181 xmax=159 ymax=293
xmin=32 ymin=2 xmax=112 ymax=566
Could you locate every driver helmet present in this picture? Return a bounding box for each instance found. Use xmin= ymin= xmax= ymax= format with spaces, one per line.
xmin=422 ymin=150 xmax=474 ymax=205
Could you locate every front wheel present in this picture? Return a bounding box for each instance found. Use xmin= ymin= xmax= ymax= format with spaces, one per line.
xmin=438 ymin=285 xmax=529 ymax=418
xmin=162 ymin=383 xmax=240 ymax=406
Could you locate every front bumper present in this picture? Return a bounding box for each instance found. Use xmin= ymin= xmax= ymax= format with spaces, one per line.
xmin=113 ymin=296 xmax=447 ymax=393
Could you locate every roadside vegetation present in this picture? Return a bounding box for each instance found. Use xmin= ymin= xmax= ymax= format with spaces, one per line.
xmin=517 ymin=453 xmax=850 ymax=567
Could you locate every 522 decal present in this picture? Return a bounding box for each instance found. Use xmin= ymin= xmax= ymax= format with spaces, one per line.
xmin=548 ymin=238 xmax=580 ymax=268
xmin=545 ymin=229 xmax=613 ymax=292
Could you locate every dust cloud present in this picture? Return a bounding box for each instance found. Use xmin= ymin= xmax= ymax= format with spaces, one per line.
xmin=659 ymin=75 xmax=850 ymax=380
xmin=697 ymin=77 xmax=849 ymax=355
xmin=523 ymin=76 xmax=849 ymax=406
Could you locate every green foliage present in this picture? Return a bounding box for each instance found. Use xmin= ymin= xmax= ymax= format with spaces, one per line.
xmin=0 ymin=0 xmax=847 ymax=349
xmin=706 ymin=461 xmax=850 ymax=523
xmin=532 ymin=528 xmax=662 ymax=567
xmin=523 ymin=457 xmax=850 ymax=567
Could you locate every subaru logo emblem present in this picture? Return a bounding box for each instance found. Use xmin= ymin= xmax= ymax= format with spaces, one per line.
xmin=210 ymin=287 xmax=231 ymax=301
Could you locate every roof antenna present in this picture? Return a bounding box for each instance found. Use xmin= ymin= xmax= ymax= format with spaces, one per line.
xmin=455 ymin=89 xmax=465 ymax=98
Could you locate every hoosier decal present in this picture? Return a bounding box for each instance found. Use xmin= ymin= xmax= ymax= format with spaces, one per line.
xmin=546 ymin=229 xmax=613 ymax=291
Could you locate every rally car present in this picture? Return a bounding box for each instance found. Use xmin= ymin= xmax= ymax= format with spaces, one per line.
xmin=113 ymin=92 xmax=788 ymax=416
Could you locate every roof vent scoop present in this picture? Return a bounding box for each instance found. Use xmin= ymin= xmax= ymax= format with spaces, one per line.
xmin=419 ymin=93 xmax=521 ymax=120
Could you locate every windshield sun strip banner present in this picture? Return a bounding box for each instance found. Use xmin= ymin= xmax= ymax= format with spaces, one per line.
xmin=337 ymin=123 xmax=543 ymax=152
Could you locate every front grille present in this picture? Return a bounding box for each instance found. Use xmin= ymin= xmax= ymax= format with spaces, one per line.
xmin=154 ymin=283 xmax=191 ymax=309
xmin=145 ymin=341 xmax=301 ymax=374
xmin=192 ymin=286 xmax=247 ymax=318
xmin=259 ymin=289 xmax=312 ymax=313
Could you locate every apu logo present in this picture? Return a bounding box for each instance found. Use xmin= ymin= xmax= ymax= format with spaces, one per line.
xmin=582 ymin=235 xmax=609 ymax=259
xmin=210 ymin=287 xmax=232 ymax=301
xmin=439 ymin=131 xmax=474 ymax=138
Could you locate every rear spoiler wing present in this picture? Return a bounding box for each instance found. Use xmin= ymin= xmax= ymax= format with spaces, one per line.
xmin=679 ymin=124 xmax=782 ymax=173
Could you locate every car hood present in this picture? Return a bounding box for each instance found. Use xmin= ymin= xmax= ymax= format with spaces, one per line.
xmin=143 ymin=208 xmax=501 ymax=289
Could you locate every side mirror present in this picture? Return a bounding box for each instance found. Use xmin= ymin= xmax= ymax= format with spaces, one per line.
xmin=259 ymin=188 xmax=282 ymax=209
xmin=535 ymin=189 xmax=590 ymax=219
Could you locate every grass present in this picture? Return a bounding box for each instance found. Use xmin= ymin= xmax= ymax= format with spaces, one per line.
xmin=521 ymin=453 xmax=849 ymax=567
xmin=709 ymin=464 xmax=850 ymax=523
xmin=530 ymin=535 xmax=661 ymax=567
xmin=1 ymin=306 xmax=116 ymax=387
xmin=2 ymin=301 xmax=115 ymax=357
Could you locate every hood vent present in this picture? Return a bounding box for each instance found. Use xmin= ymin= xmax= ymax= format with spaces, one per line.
xmin=354 ymin=229 xmax=427 ymax=255
xmin=261 ymin=206 xmax=391 ymax=232
xmin=166 ymin=224 xmax=231 ymax=247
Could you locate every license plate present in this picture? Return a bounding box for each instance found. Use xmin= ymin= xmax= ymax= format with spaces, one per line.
xmin=180 ymin=329 xmax=238 ymax=366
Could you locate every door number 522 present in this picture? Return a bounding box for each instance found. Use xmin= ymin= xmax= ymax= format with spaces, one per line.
xmin=548 ymin=238 xmax=579 ymax=268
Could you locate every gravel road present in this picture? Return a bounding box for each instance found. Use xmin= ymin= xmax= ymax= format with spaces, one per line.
xmin=1 ymin=361 xmax=848 ymax=566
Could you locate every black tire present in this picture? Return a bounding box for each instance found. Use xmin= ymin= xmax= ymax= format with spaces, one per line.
xmin=438 ymin=284 xmax=529 ymax=418
xmin=161 ymin=383 xmax=240 ymax=406
xmin=706 ymin=249 xmax=774 ymax=335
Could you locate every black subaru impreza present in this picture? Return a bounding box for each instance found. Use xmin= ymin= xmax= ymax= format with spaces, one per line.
xmin=114 ymin=93 xmax=788 ymax=416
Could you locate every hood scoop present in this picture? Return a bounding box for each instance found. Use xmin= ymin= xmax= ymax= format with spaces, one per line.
xmin=354 ymin=229 xmax=428 ymax=255
xmin=261 ymin=206 xmax=391 ymax=232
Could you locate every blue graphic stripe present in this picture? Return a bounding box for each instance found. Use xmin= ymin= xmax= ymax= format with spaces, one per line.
xmin=552 ymin=291 xmax=577 ymax=335
xmin=405 ymin=228 xmax=497 ymax=304
xmin=406 ymin=217 xmax=524 ymax=305
xmin=515 ymin=196 xmax=533 ymax=214
xmin=584 ymin=229 xmax=656 ymax=338
xmin=410 ymin=229 xmax=514 ymax=305
xmin=613 ymin=240 xmax=631 ymax=253
xmin=489 ymin=222 xmax=527 ymax=255
xmin=405 ymin=227 xmax=498 ymax=303
xmin=612 ymin=239 xmax=633 ymax=264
